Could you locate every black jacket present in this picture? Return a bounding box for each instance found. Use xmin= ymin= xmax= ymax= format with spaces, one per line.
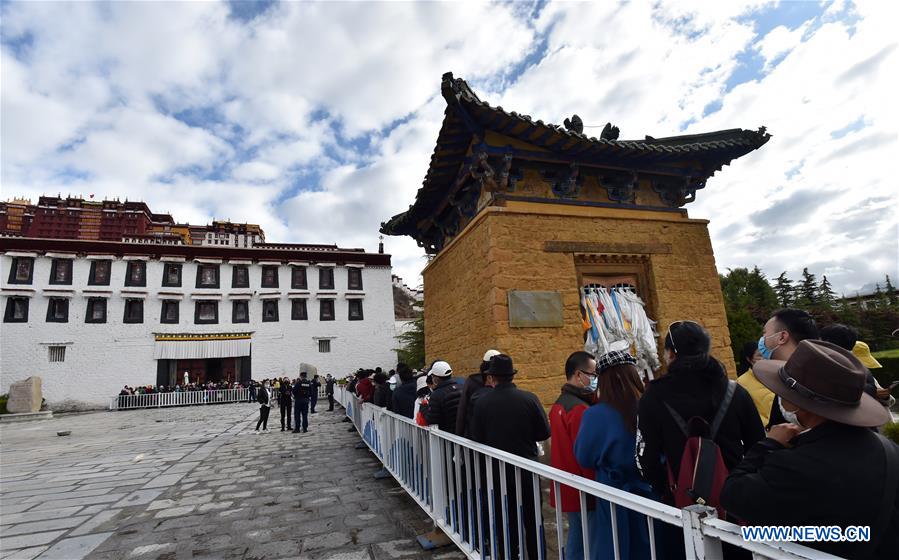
xmin=278 ymin=384 xmax=291 ymax=405
xmin=257 ymin=388 xmax=269 ymax=405
xmin=637 ymin=355 xmax=765 ymax=501
xmin=325 ymin=378 xmax=335 ymax=395
xmin=422 ymin=377 xmax=462 ymax=433
xmin=373 ymin=383 xmax=392 ymax=409
xmin=722 ymin=422 xmax=899 ymax=559
xmin=392 ymin=380 xmax=417 ymax=419
xmin=292 ymin=379 xmax=312 ymax=400
xmin=471 ymin=381 xmax=550 ymax=460
xmin=455 ymin=373 xmax=492 ymax=438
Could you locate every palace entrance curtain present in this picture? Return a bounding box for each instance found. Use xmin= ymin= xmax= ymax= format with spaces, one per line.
xmin=153 ymin=338 xmax=251 ymax=360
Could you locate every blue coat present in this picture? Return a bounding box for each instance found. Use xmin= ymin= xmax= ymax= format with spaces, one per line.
xmin=574 ymin=403 xmax=651 ymax=560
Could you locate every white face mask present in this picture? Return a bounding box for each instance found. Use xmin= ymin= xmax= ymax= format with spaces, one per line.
xmin=778 ymin=399 xmax=804 ymax=429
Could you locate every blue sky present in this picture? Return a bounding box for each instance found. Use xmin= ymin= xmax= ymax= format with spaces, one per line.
xmin=1 ymin=0 xmax=896 ymax=296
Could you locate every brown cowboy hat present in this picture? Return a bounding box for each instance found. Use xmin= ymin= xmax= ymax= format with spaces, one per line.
xmin=753 ymin=339 xmax=890 ymax=427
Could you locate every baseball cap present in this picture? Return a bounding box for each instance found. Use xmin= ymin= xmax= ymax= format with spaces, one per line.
xmin=430 ymin=361 xmax=452 ymax=377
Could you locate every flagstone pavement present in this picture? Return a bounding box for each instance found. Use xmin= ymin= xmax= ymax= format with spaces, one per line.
xmin=0 ymin=403 xmax=466 ymax=560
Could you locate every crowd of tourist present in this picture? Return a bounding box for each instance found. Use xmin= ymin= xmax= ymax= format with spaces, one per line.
xmin=118 ymin=381 xmax=246 ymax=395
xmin=346 ymin=308 xmax=898 ymax=560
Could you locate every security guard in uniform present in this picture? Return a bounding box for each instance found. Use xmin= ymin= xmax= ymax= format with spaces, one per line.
xmin=292 ymin=371 xmax=313 ymax=433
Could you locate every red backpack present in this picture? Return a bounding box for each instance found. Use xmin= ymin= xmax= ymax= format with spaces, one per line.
xmin=664 ymin=381 xmax=736 ymax=518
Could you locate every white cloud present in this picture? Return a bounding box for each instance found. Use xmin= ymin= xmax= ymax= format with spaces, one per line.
xmin=1 ymin=0 xmax=894 ymax=296
xmin=755 ymin=22 xmax=811 ymax=70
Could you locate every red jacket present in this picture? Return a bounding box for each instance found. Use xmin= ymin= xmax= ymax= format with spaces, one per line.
xmin=356 ymin=377 xmax=374 ymax=403
xmin=549 ymin=385 xmax=596 ymax=512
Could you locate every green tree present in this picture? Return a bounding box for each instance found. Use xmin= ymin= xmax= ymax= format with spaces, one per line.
xmin=818 ymin=275 xmax=837 ymax=311
xmin=395 ymin=314 xmax=425 ymax=370
xmin=885 ymin=275 xmax=898 ymax=309
xmin=873 ymin=283 xmax=888 ymax=311
xmin=773 ymin=271 xmax=794 ymax=307
xmin=720 ymin=267 xmax=778 ymax=367
xmin=795 ymin=268 xmax=818 ymax=308
xmin=747 ymin=266 xmax=779 ymax=314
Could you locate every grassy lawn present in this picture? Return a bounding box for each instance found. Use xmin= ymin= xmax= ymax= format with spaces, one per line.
xmin=873 ymin=349 xmax=899 ymax=359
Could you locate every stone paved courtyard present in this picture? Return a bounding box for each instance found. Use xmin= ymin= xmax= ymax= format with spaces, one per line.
xmin=0 ymin=403 xmax=466 ymax=560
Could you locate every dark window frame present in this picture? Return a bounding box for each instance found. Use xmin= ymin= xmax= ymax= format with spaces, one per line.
xmin=162 ymin=263 xmax=183 ymax=287
xmin=124 ymin=261 xmax=147 ymax=287
xmin=46 ymin=297 xmax=69 ymax=323
xmin=348 ymin=299 xmax=364 ymax=321
xmin=319 ymin=298 xmax=335 ymax=321
xmin=4 ymin=297 xmax=29 ymax=323
xmin=85 ymin=298 xmax=107 ymax=324
xmin=232 ymin=266 xmax=250 ymax=288
xmin=194 ymin=300 xmax=219 ymax=324
xmin=347 ymin=267 xmax=363 ymax=290
xmin=49 ymin=259 xmax=73 ymax=285
xmin=232 ymin=300 xmax=249 ymax=323
xmin=195 ymin=264 xmax=220 ymax=289
xmin=8 ymin=257 xmax=35 ymax=285
xmin=261 ymin=266 xmax=279 ymax=288
xmin=319 ymin=267 xmax=334 ymax=290
xmin=291 ymin=299 xmax=308 ymax=320
xmin=291 ymin=266 xmax=307 ymax=289
xmin=88 ymin=260 xmax=112 ymax=286
xmin=161 ymin=300 xmax=180 ymax=324
xmin=123 ymin=299 xmax=144 ymax=324
xmin=262 ymin=299 xmax=279 ymax=322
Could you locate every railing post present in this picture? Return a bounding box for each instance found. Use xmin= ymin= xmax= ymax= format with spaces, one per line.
xmin=427 ymin=427 xmax=444 ymax=519
xmin=682 ymin=505 xmax=724 ymax=560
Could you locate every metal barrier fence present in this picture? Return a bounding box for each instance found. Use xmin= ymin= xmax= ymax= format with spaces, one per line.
xmin=337 ymin=387 xmax=839 ymax=560
xmin=110 ymin=386 xmax=330 ymax=410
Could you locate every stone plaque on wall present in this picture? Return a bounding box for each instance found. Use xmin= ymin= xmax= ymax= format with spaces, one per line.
xmin=508 ymin=290 xmax=564 ymax=328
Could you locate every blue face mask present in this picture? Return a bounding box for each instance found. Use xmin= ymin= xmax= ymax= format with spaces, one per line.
xmin=757 ymin=332 xmax=782 ymax=360
xmin=589 ymin=376 xmax=598 ymax=392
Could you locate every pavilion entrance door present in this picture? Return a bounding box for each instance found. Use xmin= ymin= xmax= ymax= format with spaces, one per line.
xmin=574 ymin=254 xmax=656 ymax=320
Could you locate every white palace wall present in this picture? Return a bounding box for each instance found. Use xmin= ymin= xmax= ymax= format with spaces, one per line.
xmin=0 ymin=250 xmax=397 ymax=409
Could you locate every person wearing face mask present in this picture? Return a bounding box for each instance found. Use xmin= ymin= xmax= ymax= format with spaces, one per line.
xmin=756 ymin=309 xmax=819 ymax=429
xmin=549 ymin=351 xmax=599 ymax=560
xmin=721 ymin=340 xmax=898 ymax=560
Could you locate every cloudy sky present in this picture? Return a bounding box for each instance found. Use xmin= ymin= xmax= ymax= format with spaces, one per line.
xmin=2 ymin=0 xmax=895 ymax=296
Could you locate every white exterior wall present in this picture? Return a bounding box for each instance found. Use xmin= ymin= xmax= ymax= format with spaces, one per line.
xmin=0 ymin=254 xmax=397 ymax=409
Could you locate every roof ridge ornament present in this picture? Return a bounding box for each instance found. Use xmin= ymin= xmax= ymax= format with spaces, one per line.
xmin=601 ymin=123 xmax=620 ymax=141
xmin=563 ymin=114 xmax=584 ymax=134
xmin=441 ymin=71 xmax=480 ymax=103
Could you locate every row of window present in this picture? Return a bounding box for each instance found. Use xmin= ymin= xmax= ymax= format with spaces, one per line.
xmin=7 ymin=257 xmax=363 ymax=290
xmin=3 ymin=297 xmax=364 ymax=324
xmin=41 ymin=338 xmax=333 ymax=364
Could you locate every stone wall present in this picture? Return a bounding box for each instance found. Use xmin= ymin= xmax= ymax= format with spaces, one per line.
xmin=423 ymin=200 xmax=734 ymax=406
xmin=422 ymin=213 xmax=495 ymax=378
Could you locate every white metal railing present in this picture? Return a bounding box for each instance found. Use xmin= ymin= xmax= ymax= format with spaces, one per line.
xmin=110 ymin=385 xmax=330 ymax=410
xmin=337 ymin=387 xmax=841 ymax=560
xmin=110 ymin=388 xmax=250 ymax=410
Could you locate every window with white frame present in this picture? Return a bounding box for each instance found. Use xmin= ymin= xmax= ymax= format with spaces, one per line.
xmin=318 ymin=339 xmax=331 ymax=353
